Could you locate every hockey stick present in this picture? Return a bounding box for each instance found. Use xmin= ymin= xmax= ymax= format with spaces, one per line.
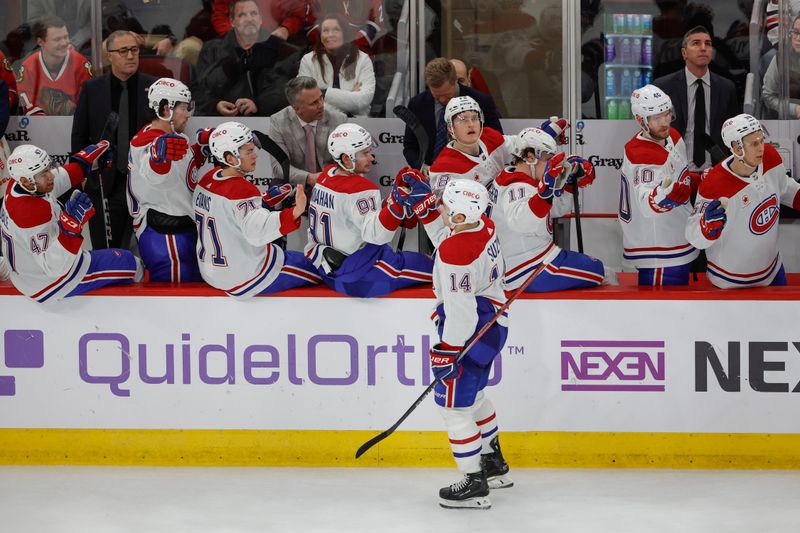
xmin=252 ymin=130 xmax=290 ymax=183
xmin=571 ymin=185 xmax=584 ymax=253
xmin=393 ymin=105 xmax=430 ymax=251
xmin=94 ymin=111 xmax=120 ymax=248
xmin=355 ymin=259 xmax=549 ymax=459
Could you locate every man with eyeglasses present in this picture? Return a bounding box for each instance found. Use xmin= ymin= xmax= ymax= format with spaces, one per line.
xmin=72 ymin=30 xmax=157 ymax=250
xmin=17 ymin=15 xmax=92 ymax=116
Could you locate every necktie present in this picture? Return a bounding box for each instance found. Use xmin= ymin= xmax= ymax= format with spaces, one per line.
xmin=117 ymin=80 xmax=129 ymax=173
xmin=303 ymin=124 xmax=317 ymax=173
xmin=693 ymin=79 xmax=706 ymax=168
xmin=433 ymin=108 xmax=447 ymax=160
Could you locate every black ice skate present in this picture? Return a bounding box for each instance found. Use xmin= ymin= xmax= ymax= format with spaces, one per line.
xmin=439 ymin=471 xmax=491 ymax=509
xmin=480 ymin=436 xmax=514 ymax=489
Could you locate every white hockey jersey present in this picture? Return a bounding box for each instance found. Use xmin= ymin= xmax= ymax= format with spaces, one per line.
xmin=303 ymin=163 xmax=401 ymax=268
xmin=0 ymin=164 xmax=93 ymax=302
xmin=686 ymin=144 xmax=800 ymax=288
xmin=428 ymin=127 xmax=515 ymax=193
xmin=433 ymin=216 xmax=507 ymax=348
xmin=193 ymin=167 xmax=301 ymax=298
xmin=127 ymin=125 xmax=203 ymax=237
xmin=619 ymin=128 xmax=699 ymax=268
xmin=487 ymin=166 xmax=572 ymax=289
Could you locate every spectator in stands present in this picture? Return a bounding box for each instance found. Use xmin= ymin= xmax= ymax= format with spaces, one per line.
xmin=450 ymin=57 xmax=498 ymax=107
xmin=762 ymin=15 xmax=800 ymax=119
xmin=71 ymin=30 xmax=157 ymax=250
xmin=654 ymin=26 xmax=739 ymax=171
xmin=0 ymin=50 xmax=17 ymax=112
xmin=0 ymin=79 xmax=10 ymax=203
xmin=402 ymin=57 xmax=503 ymax=170
xmin=298 ymin=13 xmax=375 ymax=117
xmin=17 ymin=16 xmax=93 ymax=116
xmin=26 ymin=0 xmax=92 ymax=52
xmin=268 ymin=76 xmax=346 ymax=188
xmin=211 ymin=0 xmax=306 ymax=42
xmin=306 ymin=0 xmax=384 ymax=55
xmin=194 ymin=0 xmax=293 ymax=116
xmin=451 ymin=58 xmax=470 ymax=87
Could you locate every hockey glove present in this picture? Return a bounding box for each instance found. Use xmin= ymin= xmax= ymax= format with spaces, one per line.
xmin=430 ymin=344 xmax=463 ymax=381
xmin=649 ymin=170 xmax=692 ymax=212
xmin=394 ymin=167 xmax=438 ymax=222
xmin=563 ymin=155 xmax=596 ymax=194
xmin=262 ymin=183 xmax=295 ymax=210
xmin=700 ymin=199 xmax=726 ymax=240
xmin=59 ymin=191 xmax=95 ymax=238
xmin=540 ymin=116 xmax=570 ymax=145
xmin=70 ymin=140 xmax=110 ymax=176
xmin=538 ymin=152 xmax=570 ymax=200
xmin=385 ymin=189 xmax=407 ymax=221
xmin=196 ymin=127 xmax=215 ymax=159
xmin=151 ymin=134 xmax=189 ymax=164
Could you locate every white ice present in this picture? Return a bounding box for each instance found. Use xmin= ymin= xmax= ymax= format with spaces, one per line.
xmin=1 ymin=466 xmax=798 ymax=532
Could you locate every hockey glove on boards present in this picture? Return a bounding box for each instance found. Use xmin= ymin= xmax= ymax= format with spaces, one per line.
xmin=538 ymin=152 xmax=570 ymax=200
xmin=649 ymin=168 xmax=693 ymax=211
xmin=151 ymin=134 xmax=189 ymax=164
xmin=70 ymin=140 xmax=110 ymax=175
xmin=699 ymin=199 xmax=726 ymax=240
xmin=430 ymin=344 xmax=463 ymax=381
xmin=540 ymin=116 xmax=570 ymax=145
xmin=563 ymin=155 xmax=595 ymax=194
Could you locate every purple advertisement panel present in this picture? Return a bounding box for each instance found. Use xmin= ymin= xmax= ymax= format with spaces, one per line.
xmin=561 ymin=340 xmax=665 ymax=392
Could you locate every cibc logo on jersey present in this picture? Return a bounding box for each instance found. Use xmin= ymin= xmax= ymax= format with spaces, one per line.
xmin=561 ymin=340 xmax=665 ymax=392
xmin=749 ymin=194 xmax=779 ymax=235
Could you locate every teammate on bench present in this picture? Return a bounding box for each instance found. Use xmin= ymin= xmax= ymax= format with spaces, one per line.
xmin=0 ymin=143 xmax=142 ymax=302
xmin=303 ymin=123 xmax=433 ymax=297
xmin=193 ymin=122 xmax=320 ymax=298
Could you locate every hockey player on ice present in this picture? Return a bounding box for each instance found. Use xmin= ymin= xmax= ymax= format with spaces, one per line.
xmin=619 ymin=84 xmax=700 ymax=286
xmin=424 ymin=179 xmax=511 ymax=510
xmin=686 ymin=114 xmax=799 ymax=288
xmin=303 ymin=123 xmax=433 ymax=297
xmin=127 ymin=77 xmax=207 ymax=282
xmin=489 ymin=127 xmax=605 ymax=292
xmin=193 ymin=122 xmax=320 ymax=298
xmin=0 ymin=143 xmax=142 ymax=302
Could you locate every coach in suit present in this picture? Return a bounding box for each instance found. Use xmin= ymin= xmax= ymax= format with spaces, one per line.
xmin=654 ymin=26 xmax=739 ymax=171
xmin=71 ymin=30 xmax=156 ymax=249
xmin=268 ymin=76 xmax=346 ymax=187
xmin=402 ymin=57 xmax=503 ymax=169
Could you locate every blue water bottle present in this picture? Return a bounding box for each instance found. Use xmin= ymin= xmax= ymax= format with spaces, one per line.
xmin=605 ymin=36 xmax=616 ymax=63
xmin=621 ymin=69 xmax=633 ymax=96
xmin=642 ymin=37 xmax=653 ymax=65
xmin=606 ymin=69 xmax=617 ymax=96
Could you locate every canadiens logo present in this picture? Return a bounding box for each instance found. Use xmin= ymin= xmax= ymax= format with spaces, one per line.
xmin=749 ymin=194 xmax=779 ymax=235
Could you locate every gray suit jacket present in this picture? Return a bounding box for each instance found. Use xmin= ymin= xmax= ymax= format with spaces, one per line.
xmin=268 ymin=105 xmax=346 ymax=186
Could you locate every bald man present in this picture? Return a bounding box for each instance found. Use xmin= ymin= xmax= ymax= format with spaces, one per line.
xmin=450 ymin=59 xmax=471 ymax=87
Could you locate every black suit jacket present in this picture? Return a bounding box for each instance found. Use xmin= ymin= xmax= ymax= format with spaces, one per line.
xmin=71 ymin=72 xmax=156 ymax=190
xmin=653 ymin=68 xmax=739 ymax=154
xmin=402 ymin=84 xmax=503 ymax=168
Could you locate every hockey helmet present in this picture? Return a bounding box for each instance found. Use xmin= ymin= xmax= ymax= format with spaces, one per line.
xmin=441 ymin=179 xmax=488 ymax=225
xmin=7 ymin=144 xmax=51 ymax=192
xmin=444 ymin=96 xmax=484 ymax=127
xmin=328 ymin=123 xmax=375 ymax=170
xmin=208 ymin=121 xmax=260 ymax=167
xmin=630 ymin=84 xmax=674 ymax=130
xmin=147 ymin=77 xmax=193 ymax=120
xmin=512 ymin=127 xmax=557 ymax=161
xmin=721 ymin=113 xmax=763 ymax=155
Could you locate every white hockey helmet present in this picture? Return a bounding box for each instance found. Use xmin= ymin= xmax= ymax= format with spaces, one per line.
xmin=721 ymin=113 xmax=763 ymax=155
xmin=630 ymin=84 xmax=674 ymax=130
xmin=147 ymin=77 xmax=193 ymax=120
xmin=444 ymin=96 xmax=484 ymax=127
xmin=441 ymin=179 xmax=488 ymax=225
xmin=328 ymin=123 xmax=375 ymax=170
xmin=7 ymin=144 xmax=51 ymax=192
xmin=208 ymin=121 xmax=259 ymax=166
xmin=512 ymin=127 xmax=558 ymax=160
